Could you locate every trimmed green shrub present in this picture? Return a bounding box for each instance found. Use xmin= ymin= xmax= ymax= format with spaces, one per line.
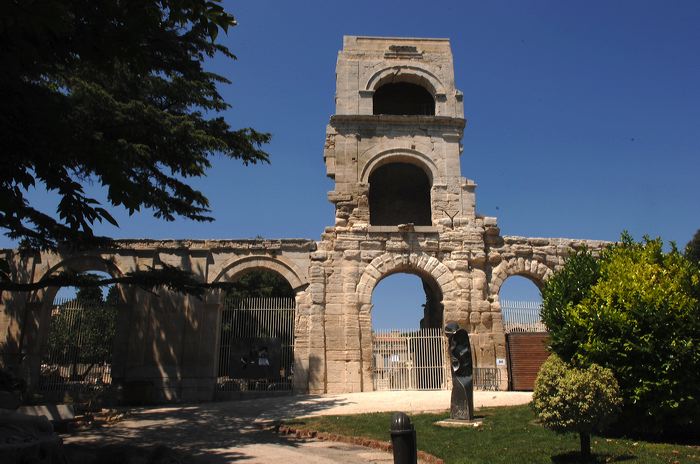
xmin=532 ymin=354 xmax=622 ymax=458
xmin=541 ymin=234 xmax=700 ymax=435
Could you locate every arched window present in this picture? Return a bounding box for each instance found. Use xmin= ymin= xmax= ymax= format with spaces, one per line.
xmin=373 ymin=83 xmax=435 ymax=116
xmin=369 ymin=162 xmax=431 ymax=226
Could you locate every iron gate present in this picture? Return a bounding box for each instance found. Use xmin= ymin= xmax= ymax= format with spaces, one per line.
xmin=216 ymin=297 xmax=295 ymax=393
xmin=40 ymin=298 xmax=117 ymax=400
xmin=372 ymin=328 xmax=503 ymax=391
xmin=372 ymin=328 xmax=450 ymax=391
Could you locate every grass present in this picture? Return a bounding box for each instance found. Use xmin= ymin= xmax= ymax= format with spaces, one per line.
xmin=288 ymin=405 xmax=700 ymax=463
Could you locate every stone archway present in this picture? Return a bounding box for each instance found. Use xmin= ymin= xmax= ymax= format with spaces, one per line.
xmin=23 ymin=255 xmax=126 ymax=393
xmin=211 ymin=255 xmax=307 ymax=291
xmin=488 ymin=257 xmax=554 ymax=391
xmin=365 ymin=65 xmax=445 ymax=97
xmin=356 ymin=251 xmax=457 ymax=391
xmin=209 ymin=255 xmax=309 ymax=398
xmin=358 ymin=252 xmax=457 ymax=306
xmin=32 ymin=255 xmax=124 ymax=308
xmin=488 ymin=257 xmax=553 ymax=301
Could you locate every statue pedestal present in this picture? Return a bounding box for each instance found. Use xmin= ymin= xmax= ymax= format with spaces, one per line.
xmin=434 ymin=418 xmax=483 ymax=428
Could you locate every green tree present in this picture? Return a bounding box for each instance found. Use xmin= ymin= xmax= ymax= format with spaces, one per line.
xmin=0 ymin=0 xmax=270 ymax=295
xmin=532 ymin=354 xmax=622 ymax=459
xmin=685 ymin=229 xmax=700 ymax=264
xmin=225 ymin=270 xmax=295 ymax=301
xmin=105 ymin=285 xmax=123 ymax=306
xmin=540 ymin=248 xmax=600 ymax=361
xmin=47 ymin=280 xmax=118 ymax=381
xmin=75 ymin=273 xmax=104 ymax=303
xmin=541 ymin=234 xmax=700 ymax=435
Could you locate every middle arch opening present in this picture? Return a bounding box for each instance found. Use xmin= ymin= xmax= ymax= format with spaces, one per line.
xmin=371 ymin=272 xmax=443 ymax=330
xmin=370 ymin=271 xmax=446 ymax=391
xmin=369 ymin=162 xmax=432 ymax=226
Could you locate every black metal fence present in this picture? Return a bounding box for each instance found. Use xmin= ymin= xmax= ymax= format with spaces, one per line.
xmin=39 ymin=298 xmax=117 ymax=401
xmin=216 ymin=297 xmax=296 ymax=393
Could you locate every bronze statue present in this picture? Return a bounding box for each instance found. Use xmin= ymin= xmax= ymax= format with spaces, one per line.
xmin=444 ymin=321 xmax=474 ymax=420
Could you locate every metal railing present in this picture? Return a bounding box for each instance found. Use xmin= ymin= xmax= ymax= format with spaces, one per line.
xmin=501 ymin=299 xmax=547 ymax=333
xmin=474 ymin=367 xmax=501 ymax=391
xmin=371 ymin=329 xmax=505 ymax=391
xmin=39 ymin=298 xmax=117 ymax=397
xmin=372 ymin=328 xmax=450 ymax=391
xmin=217 ymin=297 xmax=296 ymax=392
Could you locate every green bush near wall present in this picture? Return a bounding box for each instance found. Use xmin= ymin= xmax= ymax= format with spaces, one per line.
xmin=540 ymin=233 xmax=700 ymax=436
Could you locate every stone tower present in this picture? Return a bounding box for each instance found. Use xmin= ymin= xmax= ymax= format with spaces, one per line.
xmin=295 ymin=36 xmax=496 ymax=394
xmin=325 ymin=36 xmax=473 ymax=229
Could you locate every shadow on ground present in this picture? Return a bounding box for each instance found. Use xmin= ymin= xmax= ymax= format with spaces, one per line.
xmin=62 ymin=395 xmax=353 ymax=463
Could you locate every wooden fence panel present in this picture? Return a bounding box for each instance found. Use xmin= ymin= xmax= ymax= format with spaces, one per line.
xmin=506 ymin=332 xmax=550 ymax=391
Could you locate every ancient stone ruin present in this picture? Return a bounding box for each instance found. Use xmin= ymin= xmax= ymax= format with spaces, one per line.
xmin=0 ymin=36 xmax=607 ymax=402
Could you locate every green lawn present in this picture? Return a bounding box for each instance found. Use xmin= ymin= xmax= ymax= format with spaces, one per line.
xmin=289 ymin=405 xmax=700 ymax=463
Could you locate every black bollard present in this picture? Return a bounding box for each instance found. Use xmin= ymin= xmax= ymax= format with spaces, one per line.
xmin=390 ymin=412 xmax=417 ymax=464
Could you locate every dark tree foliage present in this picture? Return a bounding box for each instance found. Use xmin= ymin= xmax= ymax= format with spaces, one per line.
xmin=0 ymin=0 xmax=270 ymax=294
xmin=105 ymin=285 xmax=123 ymax=306
xmin=75 ymin=274 xmax=104 ymax=302
xmin=686 ymin=229 xmax=700 ymax=264
xmin=225 ymin=270 xmax=294 ymax=301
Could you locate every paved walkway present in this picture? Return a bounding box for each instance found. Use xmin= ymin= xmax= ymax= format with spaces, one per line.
xmin=63 ymin=391 xmax=532 ymax=463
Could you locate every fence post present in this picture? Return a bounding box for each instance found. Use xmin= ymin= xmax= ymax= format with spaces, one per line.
xmin=390 ymin=412 xmax=417 ymax=464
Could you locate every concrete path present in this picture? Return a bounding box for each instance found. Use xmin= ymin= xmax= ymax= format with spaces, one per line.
xmin=63 ymin=391 xmax=532 ymax=463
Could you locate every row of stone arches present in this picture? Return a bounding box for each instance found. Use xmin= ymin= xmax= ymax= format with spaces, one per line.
xmin=15 ymin=252 xmax=309 ymax=401
xmin=334 ymin=252 xmax=553 ymax=393
xmin=12 ymin=248 xmax=556 ymax=398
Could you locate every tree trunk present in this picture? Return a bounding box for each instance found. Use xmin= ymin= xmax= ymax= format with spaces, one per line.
xmin=579 ymin=432 xmax=591 ymax=459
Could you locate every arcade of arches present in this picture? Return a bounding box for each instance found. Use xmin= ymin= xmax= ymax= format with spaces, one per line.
xmin=0 ymin=36 xmax=608 ymax=401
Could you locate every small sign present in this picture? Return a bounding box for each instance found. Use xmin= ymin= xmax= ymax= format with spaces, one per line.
xmin=496 ymin=358 xmax=506 ymax=366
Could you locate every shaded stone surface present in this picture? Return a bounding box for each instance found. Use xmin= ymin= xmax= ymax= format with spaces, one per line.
xmin=0 ymin=410 xmax=67 ymax=464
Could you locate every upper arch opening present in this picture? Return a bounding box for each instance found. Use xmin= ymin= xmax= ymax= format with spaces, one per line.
xmin=373 ymin=83 xmax=435 ymax=116
xmin=369 ymin=162 xmax=432 ymax=226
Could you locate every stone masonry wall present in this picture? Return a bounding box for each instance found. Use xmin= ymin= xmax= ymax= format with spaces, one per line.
xmin=1 ymin=239 xmax=314 ymax=402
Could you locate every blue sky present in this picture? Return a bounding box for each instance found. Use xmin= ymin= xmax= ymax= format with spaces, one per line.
xmin=6 ymin=1 xmax=699 ymax=329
